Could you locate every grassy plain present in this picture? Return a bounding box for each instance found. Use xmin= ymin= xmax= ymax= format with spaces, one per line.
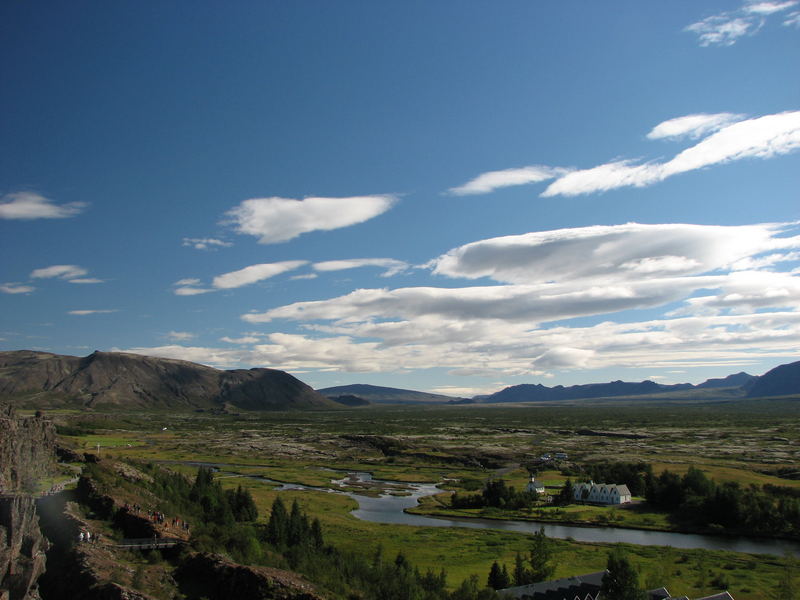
xmin=54 ymin=398 xmax=800 ymax=599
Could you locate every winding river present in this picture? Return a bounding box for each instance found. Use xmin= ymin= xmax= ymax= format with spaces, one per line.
xmin=179 ymin=462 xmax=800 ymax=557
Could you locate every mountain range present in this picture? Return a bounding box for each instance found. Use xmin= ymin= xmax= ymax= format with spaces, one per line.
xmin=1 ymin=349 xmax=798 ymax=410
xmin=0 ymin=350 xmax=335 ymax=410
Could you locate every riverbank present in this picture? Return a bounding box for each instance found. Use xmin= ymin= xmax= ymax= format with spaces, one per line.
xmin=407 ymin=491 xmax=800 ymax=545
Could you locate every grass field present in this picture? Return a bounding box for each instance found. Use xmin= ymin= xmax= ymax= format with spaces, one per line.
xmin=52 ymin=399 xmax=800 ymax=599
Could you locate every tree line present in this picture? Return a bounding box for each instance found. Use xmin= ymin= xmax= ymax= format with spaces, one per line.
xmin=645 ymin=466 xmax=800 ymax=536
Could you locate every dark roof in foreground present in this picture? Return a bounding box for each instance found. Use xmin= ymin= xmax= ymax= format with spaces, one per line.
xmin=500 ymin=571 xmax=606 ymax=599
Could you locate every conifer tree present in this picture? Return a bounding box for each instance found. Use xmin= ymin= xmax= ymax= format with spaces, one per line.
xmin=513 ymin=552 xmax=529 ymax=586
xmin=266 ymin=496 xmax=288 ymax=547
xmin=601 ymin=550 xmax=646 ymax=600
xmin=488 ymin=561 xmax=510 ymax=589
xmin=529 ymin=526 xmax=555 ymax=582
xmin=310 ymin=517 xmax=324 ymax=550
xmin=557 ymin=478 xmax=574 ymax=506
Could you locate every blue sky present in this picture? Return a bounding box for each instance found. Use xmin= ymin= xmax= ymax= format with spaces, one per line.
xmin=1 ymin=1 xmax=799 ymax=397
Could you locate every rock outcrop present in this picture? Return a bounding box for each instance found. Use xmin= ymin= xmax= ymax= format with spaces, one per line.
xmin=0 ymin=351 xmax=335 ymax=411
xmin=175 ymin=553 xmax=326 ymax=600
xmin=0 ymin=404 xmax=56 ymax=600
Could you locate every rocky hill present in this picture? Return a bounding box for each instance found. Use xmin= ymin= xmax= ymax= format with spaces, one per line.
xmin=746 ymin=360 xmax=800 ymax=398
xmin=0 ymin=350 xmax=336 ymax=411
xmin=317 ymin=384 xmax=463 ymax=404
xmin=696 ymin=371 xmax=757 ymax=389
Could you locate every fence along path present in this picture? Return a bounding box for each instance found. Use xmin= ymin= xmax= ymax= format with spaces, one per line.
xmin=114 ymin=537 xmax=184 ymax=549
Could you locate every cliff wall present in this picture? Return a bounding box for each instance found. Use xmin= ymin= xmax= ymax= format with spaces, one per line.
xmin=0 ymin=404 xmax=57 ymax=600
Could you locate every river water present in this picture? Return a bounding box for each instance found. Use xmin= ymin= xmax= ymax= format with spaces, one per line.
xmin=179 ymin=462 xmax=800 ymax=557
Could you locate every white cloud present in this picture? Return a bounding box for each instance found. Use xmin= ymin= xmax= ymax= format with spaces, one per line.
xmin=224 ymin=195 xmax=397 ymax=244
xmin=220 ymin=336 xmax=261 ymax=344
xmin=426 ymin=385 xmax=495 ymax=398
xmin=0 ymin=192 xmax=87 ymax=220
xmin=313 ymin=258 xmax=409 ymax=277
xmin=68 ymin=309 xmax=118 ymax=316
xmin=212 ymin=261 xmax=307 ymax=289
xmin=532 ymin=347 xmax=595 ymax=370
xmin=542 ymin=111 xmax=800 ymax=197
xmin=30 ymin=265 xmax=89 ymax=280
xmin=243 ymin=278 xmax=728 ymax=326
xmin=745 ymin=1 xmax=798 ymax=15
xmin=685 ymin=1 xmax=797 ymax=46
xmin=124 ymin=309 xmax=800 ymax=376
xmin=166 ymin=331 xmax=195 ymax=341
xmin=784 ymin=10 xmax=800 ymax=25
xmin=291 ymin=273 xmax=319 ymax=280
xmin=429 ymin=223 xmax=793 ymax=285
xmin=449 ymin=166 xmax=565 ymax=196
xmin=68 ymin=278 xmax=104 ymax=284
xmin=685 ymin=15 xmax=760 ymax=46
xmin=646 ymin=113 xmax=745 ymax=140
xmin=216 ymin=221 xmax=800 ymax=378
xmin=182 ymin=237 xmax=233 ymax=250
xmin=174 ymin=286 xmax=214 ymax=296
xmin=174 ymin=278 xmax=202 ymax=286
xmin=0 ymin=283 xmax=35 ymax=294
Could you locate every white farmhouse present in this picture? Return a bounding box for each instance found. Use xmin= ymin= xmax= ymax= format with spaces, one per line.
xmin=573 ymin=481 xmax=631 ymax=504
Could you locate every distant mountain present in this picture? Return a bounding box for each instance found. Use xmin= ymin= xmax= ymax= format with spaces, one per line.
xmin=0 ymin=350 xmax=336 ymax=410
xmin=482 ymin=380 xmax=694 ymax=403
xmin=696 ymin=372 xmax=757 ymax=389
xmin=746 ymin=360 xmax=800 ymax=398
xmin=328 ymin=394 xmax=371 ymax=407
xmin=317 ymin=384 xmax=463 ymax=404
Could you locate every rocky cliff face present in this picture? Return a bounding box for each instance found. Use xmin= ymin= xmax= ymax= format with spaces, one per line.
xmin=0 ymin=406 xmax=57 ymax=494
xmin=0 ymin=404 xmax=57 ymax=600
xmin=0 ymin=351 xmax=335 ymax=411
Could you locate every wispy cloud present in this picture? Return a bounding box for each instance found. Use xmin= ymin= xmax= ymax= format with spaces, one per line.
xmin=224 ymin=195 xmax=397 ymax=244
xmin=0 ymin=283 xmax=35 ymax=294
xmin=182 ymin=237 xmax=232 ymax=250
xmin=646 ymin=112 xmax=745 ymax=140
xmin=784 ymin=10 xmax=800 ymax=25
xmin=220 ymin=335 xmax=261 ymax=344
xmin=448 ymin=110 xmax=800 ymax=198
xmin=541 ymin=111 xmax=800 ymax=197
xmin=174 ymin=261 xmax=307 ymax=295
xmin=212 ymin=261 xmax=308 ymax=289
xmin=68 ymin=309 xmax=118 ymax=316
xmin=68 ymin=278 xmax=104 ymax=284
xmin=174 ymin=286 xmax=214 ymax=296
xmin=449 ymin=166 xmax=565 ymax=196
xmin=313 ymin=258 xmax=409 ymax=277
xmin=166 ymin=331 xmax=195 ymax=341
xmin=30 ymin=265 xmax=88 ymax=280
xmin=685 ymin=1 xmax=797 ymax=46
xmin=0 ymin=192 xmax=87 ymax=220
xmin=745 ymin=1 xmax=798 ymax=15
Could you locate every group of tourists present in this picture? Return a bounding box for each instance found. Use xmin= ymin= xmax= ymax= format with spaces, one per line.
xmin=77 ymin=530 xmax=100 ymax=544
xmin=122 ymin=502 xmax=190 ymax=533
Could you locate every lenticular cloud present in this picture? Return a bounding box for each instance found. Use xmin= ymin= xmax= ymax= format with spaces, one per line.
xmin=224 ymin=195 xmax=397 ymax=243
